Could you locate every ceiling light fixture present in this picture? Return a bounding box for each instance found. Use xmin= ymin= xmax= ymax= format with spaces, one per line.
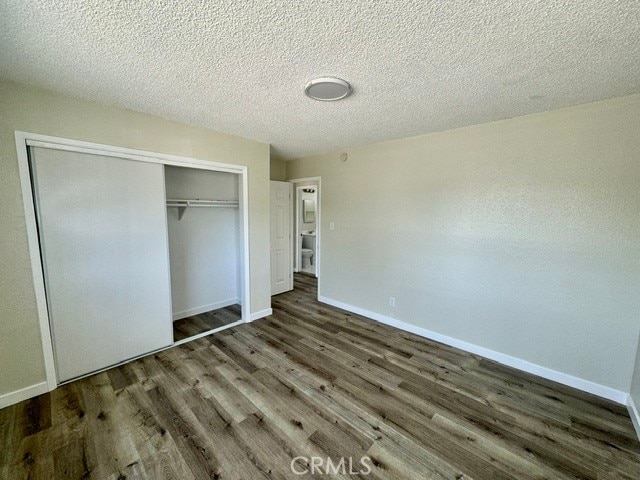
xmin=304 ymin=77 xmax=351 ymax=101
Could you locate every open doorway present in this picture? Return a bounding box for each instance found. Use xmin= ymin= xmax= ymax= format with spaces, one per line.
xmin=290 ymin=177 xmax=321 ymax=280
xmin=296 ymin=185 xmax=317 ymax=276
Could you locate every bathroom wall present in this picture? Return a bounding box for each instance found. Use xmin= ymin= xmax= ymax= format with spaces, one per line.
xmin=286 ymin=94 xmax=640 ymax=397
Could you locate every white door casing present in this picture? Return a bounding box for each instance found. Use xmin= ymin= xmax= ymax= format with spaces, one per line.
xmin=289 ymin=176 xmax=322 ymax=298
xmin=270 ymin=181 xmax=292 ymax=295
xmin=295 ymin=184 xmax=318 ymax=276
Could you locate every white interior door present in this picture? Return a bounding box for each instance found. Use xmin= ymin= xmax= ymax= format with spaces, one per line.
xmin=30 ymin=147 xmax=173 ymax=383
xmin=270 ymin=181 xmax=292 ymax=295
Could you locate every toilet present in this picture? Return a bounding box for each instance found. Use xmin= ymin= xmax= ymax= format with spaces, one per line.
xmin=301 ymin=248 xmax=314 ymax=269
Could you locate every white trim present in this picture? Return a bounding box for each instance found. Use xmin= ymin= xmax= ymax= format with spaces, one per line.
xmin=249 ymin=308 xmax=273 ymax=322
xmin=288 ymin=176 xmax=322 ymax=183
xmin=294 ymin=185 xmax=305 ymax=273
xmin=16 ymin=134 xmax=58 ymax=393
xmin=288 ymin=182 xmax=294 ymax=291
xmin=172 ymin=298 xmax=241 ymax=321
xmin=292 ymin=190 xmax=298 ymax=273
xmin=25 ymin=137 xmax=244 ymax=174
xmin=294 ymin=184 xmax=318 ymax=276
xmin=288 ymin=177 xmax=322 ymax=297
xmin=160 ymin=167 xmax=175 ymax=364
xmin=627 ymin=395 xmax=640 ymax=442
xmin=15 ymin=131 xmax=252 ymax=399
xmin=0 ymin=382 xmax=49 ymax=409
xmin=239 ymin=166 xmax=251 ymax=322
xmin=318 ymin=295 xmax=628 ymax=405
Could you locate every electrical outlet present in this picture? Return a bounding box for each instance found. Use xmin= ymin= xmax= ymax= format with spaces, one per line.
xmin=389 ymin=297 xmax=396 ymax=307
xmin=329 ymin=222 xmax=335 ymax=231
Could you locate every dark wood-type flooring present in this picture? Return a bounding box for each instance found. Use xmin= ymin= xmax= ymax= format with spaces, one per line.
xmin=173 ymin=304 xmax=242 ymax=342
xmin=1 ymin=274 xmax=639 ymax=479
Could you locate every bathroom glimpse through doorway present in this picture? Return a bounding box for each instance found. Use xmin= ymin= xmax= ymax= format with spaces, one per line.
xmin=290 ymin=178 xmax=320 ymax=281
xmin=296 ymin=184 xmax=317 ymax=276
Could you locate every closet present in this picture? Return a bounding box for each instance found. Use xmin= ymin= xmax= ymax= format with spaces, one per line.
xmin=165 ymin=166 xmax=242 ymax=342
xmin=22 ymin=135 xmax=248 ymax=385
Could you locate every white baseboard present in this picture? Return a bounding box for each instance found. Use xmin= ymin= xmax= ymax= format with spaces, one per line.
xmin=628 ymin=396 xmax=640 ymax=441
xmin=250 ymin=308 xmax=273 ymax=322
xmin=0 ymin=381 xmax=49 ymax=409
xmin=173 ymin=298 xmax=240 ymax=321
xmin=318 ymin=295 xmax=628 ymax=405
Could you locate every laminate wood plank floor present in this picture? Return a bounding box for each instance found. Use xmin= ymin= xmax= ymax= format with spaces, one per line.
xmin=173 ymin=304 xmax=242 ymax=342
xmin=1 ymin=274 xmax=639 ymax=479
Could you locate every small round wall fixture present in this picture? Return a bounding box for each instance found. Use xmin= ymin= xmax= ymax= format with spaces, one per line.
xmin=304 ymin=77 xmax=351 ymax=101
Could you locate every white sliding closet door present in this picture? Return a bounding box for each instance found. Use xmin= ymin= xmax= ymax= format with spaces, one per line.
xmin=29 ymin=147 xmax=173 ymax=383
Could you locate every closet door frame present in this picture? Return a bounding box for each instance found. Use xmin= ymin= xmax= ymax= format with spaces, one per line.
xmin=16 ymin=131 xmax=251 ymax=393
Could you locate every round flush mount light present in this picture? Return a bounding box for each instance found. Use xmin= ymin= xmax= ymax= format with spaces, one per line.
xmin=304 ymin=77 xmax=351 ymax=101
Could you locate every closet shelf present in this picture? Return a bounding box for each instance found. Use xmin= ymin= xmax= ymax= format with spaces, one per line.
xmin=166 ymin=198 xmax=239 ymax=220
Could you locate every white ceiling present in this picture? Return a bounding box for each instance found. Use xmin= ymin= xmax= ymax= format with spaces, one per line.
xmin=1 ymin=1 xmax=639 ymax=160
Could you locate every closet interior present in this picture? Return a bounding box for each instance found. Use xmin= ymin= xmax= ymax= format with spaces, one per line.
xmin=165 ymin=165 xmax=243 ymax=342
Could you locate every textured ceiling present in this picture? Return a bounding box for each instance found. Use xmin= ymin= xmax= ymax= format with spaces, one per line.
xmin=1 ymin=1 xmax=639 ymax=160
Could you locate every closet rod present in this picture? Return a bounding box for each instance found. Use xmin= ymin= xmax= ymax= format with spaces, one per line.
xmin=166 ymin=198 xmax=239 ymax=220
xmin=166 ymin=200 xmax=239 ymax=206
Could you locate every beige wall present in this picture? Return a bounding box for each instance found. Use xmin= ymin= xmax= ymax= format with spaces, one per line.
xmin=0 ymin=80 xmax=271 ymax=397
xmin=287 ymin=95 xmax=640 ymax=393
xmin=270 ymin=157 xmax=286 ymax=181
